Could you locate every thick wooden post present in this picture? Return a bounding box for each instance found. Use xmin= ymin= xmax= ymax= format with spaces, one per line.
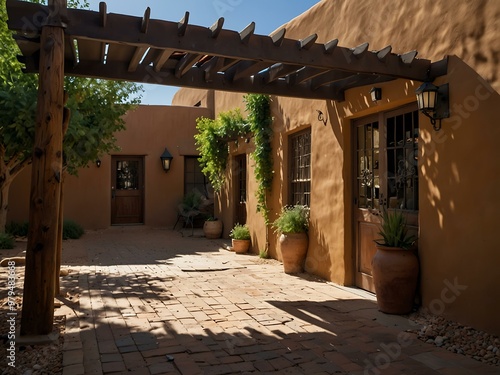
xmin=21 ymin=0 xmax=66 ymax=336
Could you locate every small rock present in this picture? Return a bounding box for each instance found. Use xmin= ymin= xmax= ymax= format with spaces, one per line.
xmin=487 ymin=345 xmax=493 ymax=351
xmin=33 ymin=364 xmax=42 ymax=370
xmin=435 ymin=336 xmax=446 ymax=346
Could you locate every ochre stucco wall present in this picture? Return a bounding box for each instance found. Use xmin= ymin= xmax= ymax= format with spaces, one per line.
xmin=8 ymin=105 xmax=212 ymax=229
xmin=172 ymin=0 xmax=500 ymax=335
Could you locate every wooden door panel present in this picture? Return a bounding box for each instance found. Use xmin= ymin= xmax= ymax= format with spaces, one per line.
xmin=111 ymin=156 xmax=144 ymax=225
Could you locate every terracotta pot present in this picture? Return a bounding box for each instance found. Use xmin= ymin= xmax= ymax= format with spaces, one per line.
xmin=279 ymin=232 xmax=308 ymax=274
xmin=232 ymin=239 xmax=251 ymax=254
xmin=372 ymin=245 xmax=419 ymax=314
xmin=203 ymin=220 xmax=223 ymax=239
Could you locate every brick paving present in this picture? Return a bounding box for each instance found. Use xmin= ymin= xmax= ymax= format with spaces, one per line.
xmin=52 ymin=226 xmax=498 ymax=374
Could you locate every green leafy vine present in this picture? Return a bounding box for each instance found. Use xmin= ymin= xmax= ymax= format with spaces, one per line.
xmin=245 ymin=94 xmax=273 ymax=224
xmin=194 ymin=94 xmax=273 ymax=223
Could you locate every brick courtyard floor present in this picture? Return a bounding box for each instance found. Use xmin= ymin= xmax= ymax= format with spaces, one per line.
xmin=46 ymin=227 xmax=500 ymax=374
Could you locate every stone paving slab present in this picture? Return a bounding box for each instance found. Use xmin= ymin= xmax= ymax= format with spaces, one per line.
xmin=54 ymin=226 xmax=498 ymax=375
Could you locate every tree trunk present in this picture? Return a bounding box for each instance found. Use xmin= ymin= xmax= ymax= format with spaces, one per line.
xmin=0 ymin=180 xmax=12 ymax=233
xmin=21 ymin=1 xmax=66 ymax=336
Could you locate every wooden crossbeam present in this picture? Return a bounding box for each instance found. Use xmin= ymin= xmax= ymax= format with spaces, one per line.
xmin=270 ymin=28 xmax=286 ymax=47
xmin=240 ymin=22 xmax=255 ymax=44
xmin=352 ymin=42 xmax=369 ymax=58
xmin=299 ymin=34 xmax=317 ymax=50
xmin=324 ymin=39 xmax=338 ymax=54
xmin=259 ymin=63 xmax=303 ymax=84
xmin=210 ymin=18 xmax=224 ymax=38
xmin=175 ymin=53 xmax=203 ymax=78
xmin=128 ymin=46 xmax=149 ymax=72
xmin=287 ymin=66 xmax=329 ymax=85
xmin=141 ymin=7 xmax=150 ymax=34
xmin=178 ymin=12 xmax=189 ymax=36
xmin=311 ymin=70 xmax=358 ymax=90
xmin=99 ymin=2 xmax=106 ymax=27
xmin=401 ymin=50 xmax=418 ymax=65
xmin=225 ymin=60 xmax=271 ymax=82
xmin=154 ymin=48 xmax=175 ymax=72
xmin=377 ymin=45 xmax=392 ymax=62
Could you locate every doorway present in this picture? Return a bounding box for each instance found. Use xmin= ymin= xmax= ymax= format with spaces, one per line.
xmin=111 ymin=156 xmax=145 ymax=225
xmin=354 ymin=104 xmax=419 ymax=292
xmin=234 ymin=154 xmax=247 ymax=225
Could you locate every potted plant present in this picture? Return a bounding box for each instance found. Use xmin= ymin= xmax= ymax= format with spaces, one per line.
xmin=203 ymin=217 xmax=223 ymax=239
xmin=372 ymin=209 xmax=419 ymax=314
xmin=273 ymin=205 xmax=309 ymax=274
xmin=229 ymin=224 xmax=251 ymax=254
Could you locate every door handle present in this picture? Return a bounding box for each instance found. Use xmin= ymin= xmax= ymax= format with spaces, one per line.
xmin=111 ymin=187 xmax=115 ymax=199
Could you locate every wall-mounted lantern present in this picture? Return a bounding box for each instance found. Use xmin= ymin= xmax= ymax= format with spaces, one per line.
xmin=415 ymin=82 xmax=450 ymax=131
xmin=160 ymin=147 xmax=173 ymax=172
xmin=369 ymin=87 xmax=382 ymax=102
xmin=95 ymin=159 xmax=101 ymax=168
xmin=316 ymin=110 xmax=327 ymax=126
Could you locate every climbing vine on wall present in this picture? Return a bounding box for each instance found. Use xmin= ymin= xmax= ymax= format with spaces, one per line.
xmin=244 ymin=94 xmax=273 ymax=224
xmin=195 ymin=94 xmax=273 ymax=223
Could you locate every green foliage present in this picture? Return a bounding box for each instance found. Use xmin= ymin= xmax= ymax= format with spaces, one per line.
xmin=0 ymin=232 xmax=14 ymax=249
xmin=229 ymin=224 xmax=250 ymax=240
xmin=245 ymin=94 xmax=273 ymax=224
xmin=273 ymin=205 xmax=310 ymax=234
xmin=181 ymin=189 xmax=203 ymax=211
xmin=195 ymin=110 xmax=247 ymax=191
xmin=0 ymin=0 xmax=143 ymax=177
xmin=6 ymin=221 xmax=29 ymax=237
xmin=63 ymin=219 xmax=84 ymax=240
xmin=195 ymin=94 xmax=273 ymax=223
xmin=375 ymin=210 xmax=416 ymax=249
xmin=259 ymin=249 xmax=270 ymax=259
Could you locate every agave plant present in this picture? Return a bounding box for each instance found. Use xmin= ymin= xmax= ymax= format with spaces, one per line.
xmin=375 ymin=209 xmax=416 ymax=249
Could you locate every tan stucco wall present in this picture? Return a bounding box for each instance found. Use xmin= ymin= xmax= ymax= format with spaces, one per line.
xmin=172 ymin=0 xmax=500 ymax=335
xmin=8 ymin=105 xmax=212 ymax=229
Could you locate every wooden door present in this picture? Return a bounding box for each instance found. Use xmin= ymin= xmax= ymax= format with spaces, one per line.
xmin=111 ymin=156 xmax=144 ymax=225
xmin=234 ymin=154 xmax=247 ymax=225
xmin=354 ymin=105 xmax=419 ymax=292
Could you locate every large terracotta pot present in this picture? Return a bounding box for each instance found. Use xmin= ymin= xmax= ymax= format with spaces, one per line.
xmin=232 ymin=239 xmax=251 ymax=254
xmin=279 ymin=232 xmax=308 ymax=274
xmin=372 ymin=245 xmax=419 ymax=314
xmin=203 ymin=220 xmax=223 ymax=239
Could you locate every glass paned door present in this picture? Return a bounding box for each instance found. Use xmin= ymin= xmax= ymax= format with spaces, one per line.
xmin=354 ymin=104 xmax=419 ymax=292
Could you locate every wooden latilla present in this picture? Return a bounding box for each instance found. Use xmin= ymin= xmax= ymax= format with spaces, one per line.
xmin=5 ymin=0 xmax=449 ymax=335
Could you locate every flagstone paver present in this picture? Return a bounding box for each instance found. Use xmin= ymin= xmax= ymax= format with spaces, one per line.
xmin=54 ymin=226 xmax=498 ymax=374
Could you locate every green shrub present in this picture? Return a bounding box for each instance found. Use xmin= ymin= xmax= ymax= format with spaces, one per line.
xmin=6 ymin=221 xmax=29 ymax=237
xmin=63 ymin=220 xmax=84 ymax=240
xmin=259 ymin=249 xmax=270 ymax=259
xmin=0 ymin=233 xmax=14 ymax=249
xmin=273 ymin=205 xmax=310 ymax=234
xmin=229 ymin=224 xmax=250 ymax=240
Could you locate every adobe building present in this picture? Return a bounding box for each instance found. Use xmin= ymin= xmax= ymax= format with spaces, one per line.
xmin=172 ymin=0 xmax=500 ymax=337
xmin=7 ymin=0 xmax=500 ymax=337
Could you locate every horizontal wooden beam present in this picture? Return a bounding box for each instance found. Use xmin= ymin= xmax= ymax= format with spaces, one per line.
xmin=6 ymin=0 xmax=436 ymax=81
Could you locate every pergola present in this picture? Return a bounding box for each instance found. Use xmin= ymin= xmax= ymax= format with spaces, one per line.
xmin=6 ymin=0 xmax=447 ymax=335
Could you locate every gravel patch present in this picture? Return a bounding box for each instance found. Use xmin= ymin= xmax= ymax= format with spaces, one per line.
xmin=410 ymin=310 xmax=500 ymax=367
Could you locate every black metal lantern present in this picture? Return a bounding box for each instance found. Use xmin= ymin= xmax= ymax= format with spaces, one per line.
xmin=160 ymin=148 xmax=173 ymax=172
xmin=415 ymin=82 xmax=450 ymax=131
xmin=95 ymin=159 xmax=101 ymax=168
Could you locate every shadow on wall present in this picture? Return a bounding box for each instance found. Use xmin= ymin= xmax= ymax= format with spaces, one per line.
xmin=419 ymin=55 xmax=500 ymax=335
xmin=305 ymin=218 xmax=333 ymax=279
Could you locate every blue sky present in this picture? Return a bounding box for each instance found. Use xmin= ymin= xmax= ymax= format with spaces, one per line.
xmin=86 ymin=0 xmax=321 ymax=105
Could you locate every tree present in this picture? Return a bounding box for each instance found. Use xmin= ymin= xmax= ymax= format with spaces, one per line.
xmin=0 ymin=0 xmax=142 ymax=231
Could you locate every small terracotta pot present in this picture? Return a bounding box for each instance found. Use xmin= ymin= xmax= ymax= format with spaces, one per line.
xmin=279 ymin=232 xmax=308 ymax=274
xmin=372 ymin=245 xmax=419 ymax=314
xmin=232 ymin=239 xmax=250 ymax=254
xmin=203 ymin=220 xmax=223 ymax=239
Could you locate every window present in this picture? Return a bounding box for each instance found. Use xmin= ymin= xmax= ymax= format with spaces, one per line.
xmin=289 ymin=129 xmax=311 ymax=206
xmin=184 ymin=156 xmax=209 ymax=197
xmin=356 ymin=121 xmax=380 ymax=209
